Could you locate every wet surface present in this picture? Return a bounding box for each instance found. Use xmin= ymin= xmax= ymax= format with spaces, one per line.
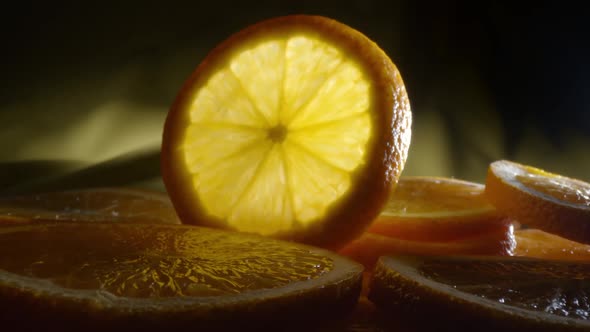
xmin=420 ymin=259 xmax=590 ymax=320
xmin=0 ymin=224 xmax=333 ymax=297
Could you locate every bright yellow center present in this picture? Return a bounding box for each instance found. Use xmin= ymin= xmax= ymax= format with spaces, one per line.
xmin=182 ymin=34 xmax=372 ymax=235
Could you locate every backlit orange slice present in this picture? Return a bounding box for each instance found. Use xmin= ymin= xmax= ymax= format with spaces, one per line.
xmin=161 ymin=15 xmax=411 ymax=249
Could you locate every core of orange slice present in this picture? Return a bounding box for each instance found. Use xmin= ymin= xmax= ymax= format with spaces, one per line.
xmin=369 ymin=176 xmax=511 ymax=242
xmin=161 ymin=15 xmax=412 ymax=249
xmin=485 ymin=160 xmax=590 ymax=245
xmin=514 ymin=228 xmax=590 ymax=261
xmin=0 ymin=223 xmax=362 ymax=331
xmin=0 ymin=188 xmax=180 ymax=225
xmin=339 ymin=225 xmax=515 ymax=268
xmin=370 ymin=255 xmax=590 ymax=332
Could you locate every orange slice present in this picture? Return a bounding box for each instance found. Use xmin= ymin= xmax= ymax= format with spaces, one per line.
xmin=161 ymin=15 xmax=411 ymax=249
xmin=339 ymin=225 xmax=515 ymax=268
xmin=0 ymin=223 xmax=362 ymax=330
xmin=514 ymin=228 xmax=590 ymax=261
xmin=369 ymin=176 xmax=511 ymax=242
xmin=0 ymin=188 xmax=180 ymax=225
xmin=485 ymin=160 xmax=590 ymax=245
xmin=370 ymin=255 xmax=590 ymax=331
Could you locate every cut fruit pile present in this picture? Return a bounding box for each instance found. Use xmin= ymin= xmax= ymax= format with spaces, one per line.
xmin=338 ymin=162 xmax=590 ymax=267
xmin=339 ymin=176 xmax=516 ymax=268
xmin=1 ymin=13 xmax=590 ymax=332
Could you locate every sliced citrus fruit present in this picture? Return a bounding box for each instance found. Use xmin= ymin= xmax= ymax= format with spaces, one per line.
xmin=0 ymin=223 xmax=362 ymax=330
xmin=485 ymin=160 xmax=590 ymax=245
xmin=515 ymin=228 xmax=590 ymax=261
xmin=161 ymin=15 xmax=412 ymax=249
xmin=339 ymin=225 xmax=515 ymax=268
xmin=370 ymin=255 xmax=590 ymax=331
xmin=369 ymin=176 xmax=512 ymax=242
xmin=0 ymin=188 xmax=179 ymax=225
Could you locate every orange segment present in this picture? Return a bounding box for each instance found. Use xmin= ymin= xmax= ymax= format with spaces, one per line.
xmin=485 ymin=160 xmax=590 ymax=245
xmin=370 ymin=255 xmax=590 ymax=331
xmin=161 ymin=15 xmax=411 ymax=249
xmin=0 ymin=223 xmax=362 ymax=330
xmin=0 ymin=188 xmax=180 ymax=225
xmin=339 ymin=225 xmax=515 ymax=268
xmin=369 ymin=177 xmax=511 ymax=241
xmin=514 ymin=228 xmax=590 ymax=261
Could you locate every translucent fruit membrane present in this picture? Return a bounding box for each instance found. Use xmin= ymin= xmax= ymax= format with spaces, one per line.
xmin=182 ymin=33 xmax=372 ymax=235
xmin=0 ymin=224 xmax=333 ymax=297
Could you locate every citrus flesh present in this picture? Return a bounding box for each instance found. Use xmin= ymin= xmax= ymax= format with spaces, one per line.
xmin=0 ymin=188 xmax=179 ymax=225
xmin=515 ymin=228 xmax=590 ymax=261
xmin=369 ymin=176 xmax=511 ymax=241
xmin=0 ymin=223 xmax=362 ymax=330
xmin=339 ymin=225 xmax=515 ymax=268
xmin=485 ymin=160 xmax=590 ymax=245
xmin=370 ymin=255 xmax=590 ymax=332
xmin=161 ymin=15 xmax=411 ymax=249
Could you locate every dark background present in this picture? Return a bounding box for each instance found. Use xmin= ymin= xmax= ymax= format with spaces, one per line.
xmin=1 ymin=0 xmax=589 ymax=193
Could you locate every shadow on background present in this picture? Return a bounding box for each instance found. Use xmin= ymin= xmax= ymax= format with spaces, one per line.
xmin=1 ymin=0 xmax=589 ymax=193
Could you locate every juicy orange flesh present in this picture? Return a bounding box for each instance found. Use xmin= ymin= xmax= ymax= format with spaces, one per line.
xmin=515 ymin=229 xmax=590 ymax=261
xmin=419 ymin=259 xmax=590 ymax=319
xmin=517 ymin=168 xmax=590 ymax=206
xmin=383 ymin=178 xmax=493 ymax=216
xmin=0 ymin=224 xmax=333 ymax=297
xmin=0 ymin=189 xmax=180 ymax=224
xmin=183 ymin=33 xmax=372 ymax=235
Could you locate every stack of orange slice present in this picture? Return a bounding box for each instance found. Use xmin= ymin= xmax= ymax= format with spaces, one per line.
xmin=2 ymin=12 xmax=590 ymax=332
xmin=339 ymin=176 xmax=516 ymax=268
xmin=485 ymin=160 xmax=590 ymax=261
xmin=366 ymin=161 xmax=590 ymax=331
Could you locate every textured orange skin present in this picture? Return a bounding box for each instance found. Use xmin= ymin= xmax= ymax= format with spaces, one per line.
xmin=161 ymin=15 xmax=412 ymax=250
xmin=485 ymin=160 xmax=590 ymax=245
